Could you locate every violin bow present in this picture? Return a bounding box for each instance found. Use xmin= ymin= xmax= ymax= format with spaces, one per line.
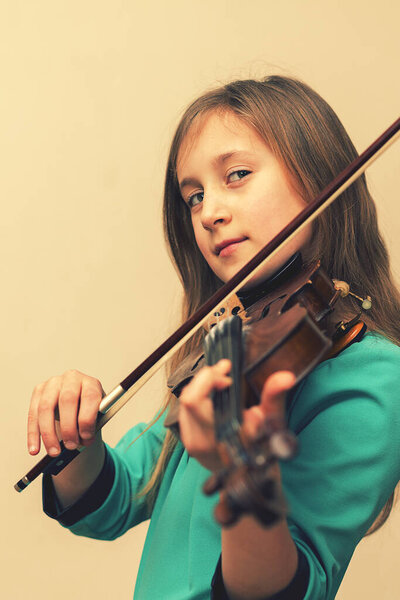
xmin=14 ymin=117 xmax=399 ymax=492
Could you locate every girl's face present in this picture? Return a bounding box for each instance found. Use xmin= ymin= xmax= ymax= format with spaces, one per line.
xmin=177 ymin=110 xmax=311 ymax=287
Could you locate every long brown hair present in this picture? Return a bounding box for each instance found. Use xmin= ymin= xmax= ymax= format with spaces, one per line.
xmin=143 ymin=75 xmax=400 ymax=531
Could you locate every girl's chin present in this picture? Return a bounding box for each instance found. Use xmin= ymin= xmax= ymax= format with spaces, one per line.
xmin=217 ymin=263 xmax=283 ymax=289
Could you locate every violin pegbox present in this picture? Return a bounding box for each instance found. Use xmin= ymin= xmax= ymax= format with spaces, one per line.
xmin=203 ymin=293 xmax=251 ymax=332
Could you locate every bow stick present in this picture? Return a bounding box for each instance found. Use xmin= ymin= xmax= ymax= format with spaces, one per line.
xmin=14 ymin=117 xmax=399 ymax=492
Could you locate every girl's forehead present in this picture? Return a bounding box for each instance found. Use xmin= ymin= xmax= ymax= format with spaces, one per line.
xmin=176 ymin=110 xmax=264 ymax=172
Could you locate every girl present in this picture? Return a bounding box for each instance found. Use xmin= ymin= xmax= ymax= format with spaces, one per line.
xmin=28 ymin=76 xmax=400 ymax=599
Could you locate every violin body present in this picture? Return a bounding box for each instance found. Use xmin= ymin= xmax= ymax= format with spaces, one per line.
xmin=200 ymin=261 xmax=357 ymax=527
xmin=243 ymin=261 xmax=341 ymax=404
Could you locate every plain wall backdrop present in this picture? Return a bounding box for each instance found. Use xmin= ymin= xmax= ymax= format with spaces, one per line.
xmin=1 ymin=1 xmax=399 ymax=598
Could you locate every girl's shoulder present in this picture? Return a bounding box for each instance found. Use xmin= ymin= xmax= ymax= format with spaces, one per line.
xmin=329 ymin=330 xmax=400 ymax=370
xmin=318 ymin=330 xmax=400 ymax=382
xmin=288 ymin=332 xmax=400 ymax=434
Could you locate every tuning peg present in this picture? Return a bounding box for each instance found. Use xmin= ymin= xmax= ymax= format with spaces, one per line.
xmin=333 ymin=279 xmax=372 ymax=311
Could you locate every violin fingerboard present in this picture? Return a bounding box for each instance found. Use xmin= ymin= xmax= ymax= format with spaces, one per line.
xmin=204 ymin=316 xmax=244 ymax=443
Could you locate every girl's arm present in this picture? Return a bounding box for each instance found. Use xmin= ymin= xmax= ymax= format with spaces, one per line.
xmin=35 ymin=369 xmax=165 ymax=541
xmin=179 ymin=363 xmax=301 ymax=598
xmin=222 ymin=513 xmax=298 ymax=599
xmin=49 ymin=432 xmax=106 ymax=509
xmin=28 ymin=370 xmax=106 ymax=508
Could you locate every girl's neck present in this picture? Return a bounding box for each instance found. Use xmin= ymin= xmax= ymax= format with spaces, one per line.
xmin=237 ymin=252 xmax=303 ymax=309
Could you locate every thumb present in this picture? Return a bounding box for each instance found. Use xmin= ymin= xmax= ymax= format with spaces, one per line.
xmin=259 ymin=371 xmax=296 ymax=420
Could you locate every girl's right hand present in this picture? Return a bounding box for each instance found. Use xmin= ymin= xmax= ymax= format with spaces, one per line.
xmin=27 ymin=370 xmax=105 ymax=457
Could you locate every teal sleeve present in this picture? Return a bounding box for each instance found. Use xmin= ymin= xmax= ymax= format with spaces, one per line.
xmin=281 ymin=333 xmax=400 ymax=599
xmin=65 ymin=416 xmax=166 ymax=541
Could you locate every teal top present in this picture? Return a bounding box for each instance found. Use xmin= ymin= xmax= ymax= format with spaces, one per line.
xmin=59 ymin=333 xmax=400 ymax=599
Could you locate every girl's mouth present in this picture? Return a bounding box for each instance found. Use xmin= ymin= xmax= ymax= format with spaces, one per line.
xmin=215 ymin=237 xmax=247 ymax=257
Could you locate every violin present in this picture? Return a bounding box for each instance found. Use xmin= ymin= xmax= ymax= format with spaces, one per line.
xmin=198 ymin=258 xmax=368 ymax=527
xmin=14 ymin=118 xmax=400 ymax=500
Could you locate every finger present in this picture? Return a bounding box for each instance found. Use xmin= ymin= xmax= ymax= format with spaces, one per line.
xmin=78 ymin=377 xmax=104 ymax=445
xmin=242 ymin=372 xmax=296 ymax=441
xmin=37 ymin=376 xmax=63 ymax=456
xmin=179 ymin=395 xmax=215 ymax=430
xmin=214 ymin=358 xmax=232 ymax=375
xmin=27 ymin=383 xmax=44 ymax=454
xmin=180 ymin=360 xmax=232 ymax=408
xmin=58 ymin=370 xmax=82 ymax=449
xmin=179 ymin=395 xmax=219 ymax=464
xmin=242 ymin=407 xmax=266 ymax=439
xmin=259 ymin=371 xmax=296 ymax=419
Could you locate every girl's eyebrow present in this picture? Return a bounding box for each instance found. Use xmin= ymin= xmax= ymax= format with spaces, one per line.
xmin=179 ymin=150 xmax=253 ymax=191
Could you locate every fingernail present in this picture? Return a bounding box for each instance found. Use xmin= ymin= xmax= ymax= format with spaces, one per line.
xmin=80 ymin=431 xmax=93 ymax=440
xmin=49 ymin=446 xmax=60 ymax=456
xmin=65 ymin=441 xmax=77 ymax=450
xmin=29 ymin=445 xmax=37 ymax=454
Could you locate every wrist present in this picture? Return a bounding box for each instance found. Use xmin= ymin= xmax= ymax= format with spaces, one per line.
xmin=221 ymin=515 xmax=298 ymax=599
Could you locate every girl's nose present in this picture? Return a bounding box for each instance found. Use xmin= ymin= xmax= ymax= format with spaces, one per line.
xmin=200 ymin=193 xmax=232 ymax=230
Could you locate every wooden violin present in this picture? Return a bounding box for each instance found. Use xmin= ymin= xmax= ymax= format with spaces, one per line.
xmin=201 ymin=259 xmax=367 ymax=526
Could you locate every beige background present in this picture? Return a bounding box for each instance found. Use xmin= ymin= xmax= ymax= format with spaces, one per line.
xmin=1 ymin=1 xmax=399 ymax=598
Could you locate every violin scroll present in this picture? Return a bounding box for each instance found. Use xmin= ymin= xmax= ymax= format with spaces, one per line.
xmin=203 ymin=416 xmax=297 ymax=527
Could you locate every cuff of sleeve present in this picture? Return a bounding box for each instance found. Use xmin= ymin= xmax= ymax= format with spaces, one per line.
xmin=42 ymin=446 xmax=115 ymax=527
xmin=211 ymin=547 xmax=309 ymax=600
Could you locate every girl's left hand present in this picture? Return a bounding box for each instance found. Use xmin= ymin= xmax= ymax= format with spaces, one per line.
xmin=178 ymin=359 xmax=296 ymax=472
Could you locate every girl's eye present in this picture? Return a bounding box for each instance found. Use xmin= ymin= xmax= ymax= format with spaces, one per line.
xmin=186 ymin=170 xmax=250 ymax=207
xmin=187 ymin=191 xmax=204 ymax=208
xmin=227 ymin=169 xmax=251 ymax=183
